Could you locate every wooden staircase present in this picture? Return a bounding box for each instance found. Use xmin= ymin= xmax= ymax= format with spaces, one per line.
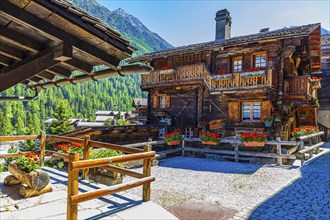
xmin=318 ymin=122 xmax=330 ymax=141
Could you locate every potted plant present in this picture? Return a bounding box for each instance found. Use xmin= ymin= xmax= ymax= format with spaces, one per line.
xmin=240 ymin=132 xmax=266 ymax=147
xmin=274 ymin=112 xmax=281 ymax=122
xmin=263 ymin=116 xmax=273 ymax=127
xmin=164 ymin=115 xmax=172 ymax=125
xmin=7 ymin=152 xmax=50 ymax=193
xmin=199 ymin=121 xmax=209 ymax=131
xmin=164 ymin=131 xmax=182 ymax=145
xmin=54 ymin=142 xmax=84 ymax=162
xmin=311 ymin=97 xmax=320 ymax=108
xmin=221 ymin=118 xmax=228 ymax=128
xmin=153 ymin=108 xmax=166 ymax=117
xmin=88 ymin=149 xmax=123 ymax=186
xmin=200 ymin=132 xmax=220 ymax=145
xmin=299 ymin=109 xmax=309 ymax=119
xmin=290 ymin=126 xmax=318 ymax=139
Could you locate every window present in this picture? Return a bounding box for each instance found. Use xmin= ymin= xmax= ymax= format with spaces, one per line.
xmin=159 ymin=96 xmax=167 ymax=109
xmin=185 ymin=128 xmax=194 ymax=138
xmin=232 ymin=56 xmax=242 ymax=72
xmin=253 ymin=52 xmax=267 ymax=68
xmin=242 ymin=102 xmax=261 ymax=121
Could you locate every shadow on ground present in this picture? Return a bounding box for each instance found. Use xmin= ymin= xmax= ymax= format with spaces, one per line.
xmin=247 ymin=151 xmax=330 ymax=220
xmin=159 ymin=156 xmax=262 ymax=174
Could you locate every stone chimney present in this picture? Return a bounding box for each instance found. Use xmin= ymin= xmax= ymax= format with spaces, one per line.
xmin=215 ymin=9 xmax=232 ymax=40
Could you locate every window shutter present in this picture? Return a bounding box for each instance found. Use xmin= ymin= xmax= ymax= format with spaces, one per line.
xmin=165 ymin=95 xmax=171 ymax=108
xmin=228 ymin=102 xmax=240 ymax=122
xmin=261 ymin=101 xmax=272 ymax=120
xmin=153 ymin=96 xmax=158 ymax=109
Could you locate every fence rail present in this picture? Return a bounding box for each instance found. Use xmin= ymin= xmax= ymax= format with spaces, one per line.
xmin=0 ymin=133 xmax=157 ymax=220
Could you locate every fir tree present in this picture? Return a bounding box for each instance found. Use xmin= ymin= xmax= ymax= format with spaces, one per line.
xmin=49 ymin=101 xmax=74 ymax=134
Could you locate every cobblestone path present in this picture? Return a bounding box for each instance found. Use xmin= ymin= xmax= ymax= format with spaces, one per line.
xmin=242 ymin=152 xmax=330 ymax=220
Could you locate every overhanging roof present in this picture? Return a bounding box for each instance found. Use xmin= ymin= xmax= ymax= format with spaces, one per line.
xmin=129 ymin=23 xmax=320 ymax=63
xmin=0 ymin=0 xmax=136 ymax=92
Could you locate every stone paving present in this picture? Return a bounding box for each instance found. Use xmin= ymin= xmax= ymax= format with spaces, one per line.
xmin=231 ymin=145 xmax=330 ymax=220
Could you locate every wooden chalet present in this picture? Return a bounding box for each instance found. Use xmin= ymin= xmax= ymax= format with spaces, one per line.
xmin=129 ymin=9 xmax=322 ymax=139
xmin=0 ymin=0 xmax=153 ymax=97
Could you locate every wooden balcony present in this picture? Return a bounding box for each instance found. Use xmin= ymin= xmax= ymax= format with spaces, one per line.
xmin=141 ymin=63 xmax=212 ymax=90
xmin=284 ymin=75 xmax=321 ymax=98
xmin=211 ymin=69 xmax=273 ymax=93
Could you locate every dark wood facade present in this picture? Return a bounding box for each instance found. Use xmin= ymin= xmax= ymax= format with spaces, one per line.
xmin=130 ymin=24 xmax=322 ymax=138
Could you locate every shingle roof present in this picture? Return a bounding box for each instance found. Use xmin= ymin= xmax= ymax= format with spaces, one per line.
xmin=129 ymin=23 xmax=320 ymax=62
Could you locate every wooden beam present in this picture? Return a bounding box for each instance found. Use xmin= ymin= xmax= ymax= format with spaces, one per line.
xmin=0 ymin=44 xmax=72 ymax=92
xmin=0 ymin=25 xmax=42 ymax=52
xmin=37 ymin=71 xmax=56 ymax=81
xmin=0 ymin=54 xmax=11 ymax=66
xmin=46 ymin=66 xmax=72 ymax=78
xmin=64 ymin=58 xmax=93 ymax=74
xmin=29 ymin=76 xmax=43 ymax=83
xmin=0 ymin=43 xmax=24 ymax=60
xmin=0 ymin=1 xmax=121 ymax=68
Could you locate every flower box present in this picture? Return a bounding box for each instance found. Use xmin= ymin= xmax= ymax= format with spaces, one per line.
xmin=243 ymin=141 xmax=265 ymax=147
xmin=202 ymin=141 xmax=218 ymax=145
xmin=213 ymin=73 xmax=232 ymax=80
xmin=89 ymin=168 xmax=123 ymax=186
xmin=167 ymin=140 xmax=181 ymax=146
xmin=264 ymin=121 xmax=272 ymax=127
xmin=240 ymin=70 xmax=266 ymax=78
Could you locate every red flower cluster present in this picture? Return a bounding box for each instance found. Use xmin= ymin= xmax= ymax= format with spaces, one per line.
xmin=291 ymin=126 xmax=318 ymax=138
xmin=161 ymin=65 xmax=173 ymax=70
xmin=215 ymin=69 xmax=228 ymax=75
xmin=164 ymin=131 xmax=182 ymax=143
xmin=311 ymin=76 xmax=322 ymax=81
xmin=200 ymin=132 xmax=220 ymax=142
xmin=274 ymin=112 xmax=280 ymax=116
xmin=55 ymin=142 xmax=83 ymax=154
xmin=241 ymin=132 xmax=266 ymax=143
xmin=246 ymin=67 xmax=265 ymax=72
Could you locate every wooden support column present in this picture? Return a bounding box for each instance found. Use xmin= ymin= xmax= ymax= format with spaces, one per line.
xmin=276 ymin=143 xmax=282 ymax=165
xmin=234 ymin=144 xmax=239 ymax=162
xmin=182 ymin=135 xmax=185 ymax=157
xmin=67 ymin=153 xmax=79 ymax=220
xmin=143 ymin=145 xmax=152 ymax=202
xmin=197 ymin=87 xmax=203 ymax=124
xmin=40 ymin=131 xmax=46 ymax=166
xmin=82 ymin=135 xmax=91 ymax=180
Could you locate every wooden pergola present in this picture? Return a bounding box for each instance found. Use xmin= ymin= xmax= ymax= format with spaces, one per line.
xmin=0 ymin=0 xmax=140 ymax=94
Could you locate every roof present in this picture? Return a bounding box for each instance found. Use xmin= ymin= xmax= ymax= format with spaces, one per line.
xmin=0 ymin=0 xmax=135 ymax=92
xmin=132 ymin=98 xmax=148 ymax=107
xmin=76 ymin=122 xmax=106 ymax=128
xmin=95 ymin=115 xmax=114 ymax=122
xmin=129 ymin=23 xmax=321 ymax=62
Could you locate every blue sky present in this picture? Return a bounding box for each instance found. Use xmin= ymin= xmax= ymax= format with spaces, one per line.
xmin=98 ymin=0 xmax=330 ymax=47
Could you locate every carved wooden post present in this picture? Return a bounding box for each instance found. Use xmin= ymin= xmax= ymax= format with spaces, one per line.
xmin=300 ymin=140 xmax=305 ymax=166
xmin=182 ymin=135 xmax=185 ymax=157
xmin=143 ymin=145 xmax=152 ymax=202
xmin=67 ymin=153 xmax=79 ymax=220
xmin=309 ymin=137 xmax=313 ymax=159
xmin=82 ymin=135 xmax=90 ymax=180
xmin=40 ymin=131 xmax=46 ymax=166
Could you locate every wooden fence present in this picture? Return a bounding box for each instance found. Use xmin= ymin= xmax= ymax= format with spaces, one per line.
xmin=0 ymin=133 xmax=156 ymax=220
xmin=296 ymin=131 xmax=325 ymax=165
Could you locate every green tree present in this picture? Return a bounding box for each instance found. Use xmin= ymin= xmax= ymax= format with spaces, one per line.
xmin=0 ymin=111 xmax=14 ymax=136
xmin=49 ymin=101 xmax=73 ymax=134
xmin=104 ymin=118 xmax=113 ymax=126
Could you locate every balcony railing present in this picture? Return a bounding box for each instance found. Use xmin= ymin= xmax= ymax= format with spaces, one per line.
xmin=284 ymin=75 xmax=321 ymax=97
xmin=141 ymin=63 xmax=212 ymax=90
xmin=211 ymin=69 xmax=273 ymax=92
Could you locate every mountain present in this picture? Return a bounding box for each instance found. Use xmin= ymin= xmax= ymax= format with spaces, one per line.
xmin=0 ymin=0 xmax=173 ymax=136
xmin=70 ymin=0 xmax=173 ymax=56
xmin=321 ymin=27 xmax=330 ymax=35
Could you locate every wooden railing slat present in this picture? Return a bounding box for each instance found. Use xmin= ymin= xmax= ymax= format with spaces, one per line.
xmin=89 ymin=140 xmax=143 ymax=153
xmin=0 ymin=135 xmax=39 ymax=141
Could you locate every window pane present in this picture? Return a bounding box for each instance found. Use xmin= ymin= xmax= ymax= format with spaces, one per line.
xmin=252 ymin=103 xmax=261 ymax=119
xmin=242 ymin=103 xmax=251 ymax=120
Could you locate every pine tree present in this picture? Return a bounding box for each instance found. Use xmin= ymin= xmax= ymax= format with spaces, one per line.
xmin=49 ymin=101 xmax=74 ymax=134
xmin=0 ymin=111 xmax=14 ymax=136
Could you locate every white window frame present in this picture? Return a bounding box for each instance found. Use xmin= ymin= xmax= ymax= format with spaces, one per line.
xmin=159 ymin=96 xmax=167 ymax=109
xmin=253 ymin=53 xmax=267 ymax=68
xmin=232 ymin=56 xmax=242 ymax=72
xmin=242 ymin=102 xmax=261 ymax=121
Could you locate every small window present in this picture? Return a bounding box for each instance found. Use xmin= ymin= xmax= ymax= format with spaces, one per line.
xmin=232 ymin=56 xmax=242 ymax=72
xmin=253 ymin=52 xmax=267 ymax=68
xmin=159 ymin=96 xmax=166 ymax=109
xmin=242 ymin=102 xmax=261 ymax=121
xmin=185 ymin=128 xmax=194 ymax=138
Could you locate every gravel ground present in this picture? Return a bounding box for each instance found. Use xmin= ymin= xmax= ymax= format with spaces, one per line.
xmin=124 ymin=157 xmax=302 ymax=212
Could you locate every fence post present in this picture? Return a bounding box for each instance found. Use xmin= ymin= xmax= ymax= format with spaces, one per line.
xmin=308 ymin=137 xmax=313 ymax=159
xmin=275 ymin=137 xmax=282 ymax=165
xmin=299 ymin=140 xmax=305 ymax=166
xmin=143 ymin=145 xmax=152 ymax=202
xmin=82 ymin=135 xmax=90 ymax=180
xmin=40 ymin=131 xmax=46 ymax=166
xmin=182 ymin=135 xmax=185 ymax=157
xmin=67 ymin=153 xmax=79 ymax=220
